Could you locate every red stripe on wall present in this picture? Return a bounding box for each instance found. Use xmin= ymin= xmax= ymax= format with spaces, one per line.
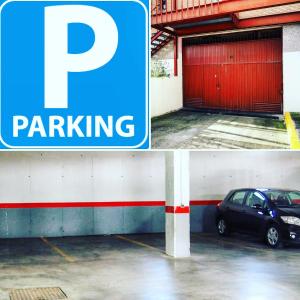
xmin=191 ymin=200 xmax=222 ymax=206
xmin=0 ymin=200 xmax=221 ymax=209
xmin=165 ymin=206 xmax=190 ymax=214
xmin=0 ymin=201 xmax=166 ymax=209
xmin=2 ymin=199 xmax=300 ymax=208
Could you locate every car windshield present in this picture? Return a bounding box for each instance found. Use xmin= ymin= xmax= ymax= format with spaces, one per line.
xmin=264 ymin=190 xmax=300 ymax=207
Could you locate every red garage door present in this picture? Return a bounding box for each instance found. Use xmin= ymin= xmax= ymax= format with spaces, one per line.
xmin=183 ymin=30 xmax=283 ymax=114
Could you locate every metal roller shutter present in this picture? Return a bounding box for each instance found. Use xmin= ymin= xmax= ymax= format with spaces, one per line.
xmin=183 ymin=29 xmax=283 ymax=114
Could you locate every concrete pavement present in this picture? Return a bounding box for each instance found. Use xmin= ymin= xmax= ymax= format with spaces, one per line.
xmin=1 ymin=233 xmax=300 ymax=300
xmin=152 ymin=110 xmax=289 ymax=149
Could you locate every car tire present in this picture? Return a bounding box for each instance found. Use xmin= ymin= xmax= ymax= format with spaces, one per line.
xmin=265 ymin=224 xmax=282 ymax=248
xmin=217 ymin=218 xmax=230 ymax=236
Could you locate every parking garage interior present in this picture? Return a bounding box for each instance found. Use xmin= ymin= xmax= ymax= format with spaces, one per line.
xmin=1 ymin=151 xmax=300 ymax=299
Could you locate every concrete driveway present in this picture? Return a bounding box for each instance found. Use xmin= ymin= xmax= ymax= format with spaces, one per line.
xmin=151 ymin=110 xmax=289 ymax=149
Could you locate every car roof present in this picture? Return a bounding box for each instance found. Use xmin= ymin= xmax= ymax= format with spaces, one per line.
xmin=231 ymin=188 xmax=300 ymax=193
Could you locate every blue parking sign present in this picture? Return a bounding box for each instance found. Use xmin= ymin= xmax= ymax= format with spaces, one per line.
xmin=0 ymin=0 xmax=149 ymax=149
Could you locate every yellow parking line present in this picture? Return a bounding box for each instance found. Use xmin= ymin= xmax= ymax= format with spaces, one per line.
xmin=284 ymin=112 xmax=300 ymax=149
xmin=40 ymin=237 xmax=76 ymax=263
xmin=191 ymin=233 xmax=271 ymax=253
xmin=115 ymin=235 xmax=164 ymax=254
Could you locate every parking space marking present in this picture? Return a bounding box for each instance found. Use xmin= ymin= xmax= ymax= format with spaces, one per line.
xmin=115 ymin=235 xmax=164 ymax=254
xmin=191 ymin=234 xmax=271 ymax=252
xmin=40 ymin=237 xmax=76 ymax=263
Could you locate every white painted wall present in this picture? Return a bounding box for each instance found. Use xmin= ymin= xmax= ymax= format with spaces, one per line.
xmin=191 ymin=151 xmax=300 ymax=200
xmin=283 ymin=24 xmax=300 ymax=112
xmin=0 ymin=152 xmax=165 ymax=204
xmin=3 ymin=150 xmax=300 ymax=205
xmin=151 ymin=38 xmax=183 ymax=117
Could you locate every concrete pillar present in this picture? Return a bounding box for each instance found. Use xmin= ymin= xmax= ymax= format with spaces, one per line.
xmin=165 ymin=150 xmax=190 ymax=258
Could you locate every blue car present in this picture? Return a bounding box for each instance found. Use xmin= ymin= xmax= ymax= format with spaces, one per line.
xmin=216 ymin=188 xmax=300 ymax=248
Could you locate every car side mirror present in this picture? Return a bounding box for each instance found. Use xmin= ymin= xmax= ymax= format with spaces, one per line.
xmin=252 ymin=203 xmax=262 ymax=209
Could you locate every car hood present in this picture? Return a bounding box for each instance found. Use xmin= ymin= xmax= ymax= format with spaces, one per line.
xmin=277 ymin=207 xmax=300 ymax=217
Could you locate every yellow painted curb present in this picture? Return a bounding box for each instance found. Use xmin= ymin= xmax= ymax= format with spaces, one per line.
xmin=284 ymin=112 xmax=300 ymax=149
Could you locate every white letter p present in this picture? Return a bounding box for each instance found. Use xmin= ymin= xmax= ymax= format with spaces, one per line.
xmin=44 ymin=5 xmax=118 ymax=108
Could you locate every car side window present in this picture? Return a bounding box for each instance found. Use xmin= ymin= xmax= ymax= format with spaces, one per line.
xmin=229 ymin=191 xmax=247 ymax=205
xmin=288 ymin=192 xmax=300 ymax=202
xmin=245 ymin=191 xmax=266 ymax=208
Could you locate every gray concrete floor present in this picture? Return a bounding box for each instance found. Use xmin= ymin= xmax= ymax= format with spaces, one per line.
xmin=1 ymin=233 xmax=300 ymax=300
xmin=152 ymin=110 xmax=289 ymax=149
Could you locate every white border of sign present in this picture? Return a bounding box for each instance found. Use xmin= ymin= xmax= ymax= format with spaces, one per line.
xmin=0 ymin=0 xmax=149 ymax=149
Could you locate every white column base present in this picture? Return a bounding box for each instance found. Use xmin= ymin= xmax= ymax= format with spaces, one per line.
xmin=166 ymin=212 xmax=190 ymax=258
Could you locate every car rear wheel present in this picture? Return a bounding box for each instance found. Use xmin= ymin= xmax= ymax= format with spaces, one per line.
xmin=266 ymin=225 xmax=282 ymax=248
xmin=217 ymin=218 xmax=229 ymax=236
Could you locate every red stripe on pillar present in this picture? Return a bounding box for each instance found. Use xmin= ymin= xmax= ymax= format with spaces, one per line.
xmin=165 ymin=206 xmax=190 ymax=214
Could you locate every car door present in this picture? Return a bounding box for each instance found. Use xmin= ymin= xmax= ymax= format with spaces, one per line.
xmin=224 ymin=190 xmax=248 ymax=230
xmin=242 ymin=191 xmax=268 ymax=233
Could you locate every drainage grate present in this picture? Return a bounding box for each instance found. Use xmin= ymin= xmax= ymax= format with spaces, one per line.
xmin=9 ymin=287 xmax=67 ymax=300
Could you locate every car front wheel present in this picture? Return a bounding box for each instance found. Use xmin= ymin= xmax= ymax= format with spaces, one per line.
xmin=266 ymin=225 xmax=282 ymax=248
xmin=217 ymin=218 xmax=229 ymax=236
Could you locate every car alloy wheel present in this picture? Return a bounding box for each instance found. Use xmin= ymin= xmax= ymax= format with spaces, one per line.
xmin=267 ymin=226 xmax=280 ymax=247
xmin=218 ymin=219 xmax=226 ymax=235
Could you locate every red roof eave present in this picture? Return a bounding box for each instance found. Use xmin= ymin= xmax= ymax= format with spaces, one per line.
xmin=175 ymin=12 xmax=300 ymax=36
xmin=151 ymin=0 xmax=300 ymax=27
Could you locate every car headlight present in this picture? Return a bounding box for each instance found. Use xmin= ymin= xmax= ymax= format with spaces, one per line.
xmin=281 ymin=216 xmax=300 ymax=226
